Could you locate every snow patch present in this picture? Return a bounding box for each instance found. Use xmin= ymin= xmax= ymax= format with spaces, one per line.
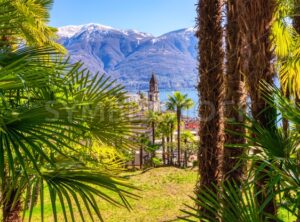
xmin=58 ymin=23 xmax=115 ymax=38
xmin=57 ymin=23 xmax=153 ymax=39
xmin=57 ymin=25 xmax=84 ymax=38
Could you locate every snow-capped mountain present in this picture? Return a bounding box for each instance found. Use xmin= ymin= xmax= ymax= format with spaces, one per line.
xmin=57 ymin=23 xmax=197 ymax=90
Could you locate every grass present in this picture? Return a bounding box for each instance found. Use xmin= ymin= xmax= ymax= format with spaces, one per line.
xmin=29 ymin=167 xmax=198 ymax=222
xmin=23 ymin=167 xmax=297 ymax=222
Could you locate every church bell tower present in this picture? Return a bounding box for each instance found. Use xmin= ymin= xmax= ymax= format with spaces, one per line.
xmin=148 ymin=73 xmax=160 ymax=112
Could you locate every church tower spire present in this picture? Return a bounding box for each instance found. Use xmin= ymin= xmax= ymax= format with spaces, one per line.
xmin=148 ymin=73 xmax=160 ymax=112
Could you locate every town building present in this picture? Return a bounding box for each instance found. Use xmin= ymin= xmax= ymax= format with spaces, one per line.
xmin=127 ymin=74 xmax=199 ymax=168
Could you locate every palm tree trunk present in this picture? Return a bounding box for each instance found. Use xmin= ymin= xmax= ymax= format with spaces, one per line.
xmin=152 ymin=121 xmax=155 ymax=145
xmin=131 ymin=149 xmax=135 ymax=169
xmin=3 ymin=189 xmax=22 ymax=222
xmin=184 ymin=150 xmax=188 ymax=168
xmin=294 ymin=0 xmax=300 ymax=33
xmin=223 ymin=0 xmax=247 ymax=186
xmin=170 ymin=124 xmax=174 ymax=165
xmin=140 ymin=146 xmax=143 ymax=169
xmin=151 ymin=121 xmax=156 ymax=165
xmin=196 ymin=0 xmax=225 ymax=219
xmin=177 ymin=109 xmax=181 ymax=167
xmin=183 ymin=140 xmax=188 ymax=168
xmin=162 ymin=136 xmax=166 ymax=165
xmin=2 ymin=169 xmax=22 ymax=222
xmin=166 ymin=137 xmax=170 ymax=165
xmin=238 ymin=0 xmax=277 ymax=219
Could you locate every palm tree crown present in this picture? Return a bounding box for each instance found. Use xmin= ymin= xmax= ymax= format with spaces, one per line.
xmin=166 ymin=92 xmax=194 ymax=114
xmin=166 ymin=92 xmax=194 ymax=166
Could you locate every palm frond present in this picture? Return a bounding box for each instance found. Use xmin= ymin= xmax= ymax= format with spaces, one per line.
xmin=181 ymin=181 xmax=276 ymax=222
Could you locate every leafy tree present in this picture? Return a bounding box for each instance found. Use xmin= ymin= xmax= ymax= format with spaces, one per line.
xmin=166 ymin=92 xmax=194 ymax=166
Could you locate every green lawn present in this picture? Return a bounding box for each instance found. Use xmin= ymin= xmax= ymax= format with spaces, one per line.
xmin=30 ymin=167 xmax=198 ymax=222
xmin=25 ymin=167 xmax=297 ymax=221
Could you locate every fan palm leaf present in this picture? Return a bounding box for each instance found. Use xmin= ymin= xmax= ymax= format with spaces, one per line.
xmin=0 ymin=0 xmax=65 ymax=52
xmin=0 ymin=48 xmax=139 ymax=222
xmin=272 ymin=0 xmax=300 ymax=98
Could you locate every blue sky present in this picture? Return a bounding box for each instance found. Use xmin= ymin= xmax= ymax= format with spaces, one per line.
xmin=50 ymin=0 xmax=197 ymax=36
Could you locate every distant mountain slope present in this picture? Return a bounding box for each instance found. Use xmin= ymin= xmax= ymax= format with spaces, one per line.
xmin=58 ymin=24 xmax=198 ymax=90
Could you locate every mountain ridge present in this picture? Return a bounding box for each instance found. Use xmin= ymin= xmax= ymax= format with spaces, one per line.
xmin=57 ymin=23 xmax=198 ymax=90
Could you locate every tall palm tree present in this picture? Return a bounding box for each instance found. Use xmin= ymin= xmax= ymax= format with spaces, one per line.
xmin=159 ymin=112 xmax=177 ymax=165
xmin=196 ymin=0 xmax=225 ymax=218
xmin=166 ymin=92 xmax=194 ymax=166
xmin=138 ymin=133 xmax=149 ymax=169
xmin=184 ymin=86 xmax=300 ymax=222
xmin=237 ymin=0 xmax=278 ymax=218
xmin=181 ymin=130 xmax=195 ymax=168
xmin=158 ymin=114 xmax=168 ymax=165
xmin=223 ymin=0 xmax=247 ymax=185
xmin=166 ymin=112 xmax=177 ymax=165
xmin=169 ymin=117 xmax=176 ymax=165
xmin=146 ymin=111 xmax=160 ymax=145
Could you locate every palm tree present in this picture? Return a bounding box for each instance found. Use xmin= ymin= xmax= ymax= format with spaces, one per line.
xmin=0 ymin=52 xmax=138 ymax=222
xmin=196 ymin=0 xmax=225 ymax=218
xmin=158 ymin=112 xmax=177 ymax=165
xmin=158 ymin=115 xmax=168 ymax=165
xmin=138 ymin=133 xmax=149 ymax=169
xmin=183 ymin=86 xmax=300 ymax=222
xmin=166 ymin=112 xmax=177 ymax=165
xmin=271 ymin=0 xmax=300 ymax=137
xmin=237 ymin=0 xmax=278 ymax=218
xmin=294 ymin=0 xmax=300 ymax=33
xmin=169 ymin=117 xmax=176 ymax=165
xmin=0 ymin=1 xmax=139 ymax=221
xmin=146 ymin=111 xmax=160 ymax=145
xmin=272 ymin=0 xmax=300 ymax=102
xmin=0 ymin=0 xmax=64 ymax=52
xmin=181 ymin=130 xmax=195 ymax=168
xmin=237 ymin=0 xmax=277 ymax=126
xmin=146 ymin=111 xmax=160 ymax=165
xmin=223 ymin=0 xmax=247 ymax=186
xmin=292 ymin=0 xmax=300 ymax=106
xmin=292 ymin=5 xmax=300 ymax=217
xmin=166 ymin=92 xmax=194 ymax=166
